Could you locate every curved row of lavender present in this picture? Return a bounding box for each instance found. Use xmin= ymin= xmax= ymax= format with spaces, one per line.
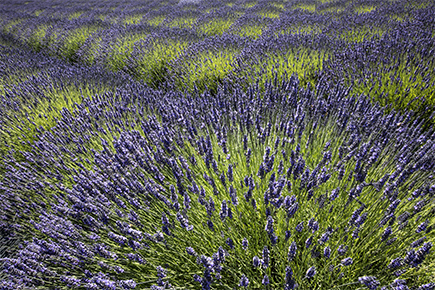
xmin=1 ymin=0 xmax=434 ymax=116
xmin=0 ymin=43 xmax=434 ymax=289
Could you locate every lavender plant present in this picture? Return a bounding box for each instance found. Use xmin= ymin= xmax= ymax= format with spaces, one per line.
xmin=1 ymin=70 xmax=434 ymax=289
xmin=0 ymin=0 xmax=435 ymax=289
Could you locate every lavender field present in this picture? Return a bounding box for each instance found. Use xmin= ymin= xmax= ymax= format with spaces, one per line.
xmin=0 ymin=0 xmax=434 ymax=289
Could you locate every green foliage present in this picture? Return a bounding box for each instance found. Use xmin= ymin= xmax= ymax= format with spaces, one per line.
xmin=68 ymin=11 xmax=84 ymax=20
xmin=257 ymin=10 xmax=281 ymax=19
xmin=350 ymin=59 xmax=435 ymax=118
xmin=354 ymin=5 xmax=376 ymax=14
xmin=168 ymin=16 xmax=197 ymax=29
xmin=123 ymin=14 xmax=144 ymax=25
xmin=277 ymin=24 xmax=323 ymax=36
xmin=2 ymin=18 xmax=24 ymax=34
xmin=146 ymin=15 xmax=166 ymax=26
xmin=172 ymin=48 xmax=240 ymax=94
xmin=236 ymin=48 xmax=327 ymax=92
xmin=243 ymin=2 xmax=257 ymax=8
xmin=198 ymin=18 xmax=236 ymax=36
xmin=231 ymin=24 xmax=263 ymax=38
xmin=27 ymin=25 xmax=51 ymax=52
xmin=130 ymin=39 xmax=187 ymax=88
xmin=105 ymin=33 xmax=148 ymax=71
xmin=0 ymin=83 xmax=107 ymax=159
xmin=60 ymin=26 xmax=101 ymax=62
xmin=339 ymin=27 xmax=384 ymax=43
xmin=292 ymin=3 xmax=317 ymax=12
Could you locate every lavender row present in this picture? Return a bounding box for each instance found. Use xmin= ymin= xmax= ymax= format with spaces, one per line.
xmin=1 ymin=0 xmax=434 ymax=117
xmin=1 ymin=44 xmax=434 ymax=288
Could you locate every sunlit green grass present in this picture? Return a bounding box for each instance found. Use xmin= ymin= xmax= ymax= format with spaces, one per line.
xmin=2 ymin=18 xmax=25 ymax=34
xmin=123 ymin=14 xmax=144 ymax=25
xmin=105 ymin=33 xmax=148 ymax=71
xmin=231 ymin=23 xmax=264 ymax=38
xmin=27 ymin=25 xmax=51 ymax=52
xmin=340 ymin=27 xmax=385 ymax=43
xmin=316 ymin=0 xmax=336 ymax=3
xmin=391 ymin=15 xmax=405 ymax=22
xmin=0 ymin=82 xmax=109 ymax=162
xmin=243 ymin=2 xmax=257 ymax=8
xmin=271 ymin=2 xmax=285 ymax=10
xmin=131 ymin=39 xmax=188 ymax=88
xmin=34 ymin=10 xmax=44 ymax=16
xmin=60 ymin=26 xmax=101 ymax=62
xmin=277 ymin=24 xmax=323 ymax=36
xmin=172 ymin=48 xmax=240 ymax=93
xmin=257 ymin=10 xmax=280 ymax=18
xmin=169 ymin=16 xmax=197 ymax=29
xmin=146 ymin=15 xmax=166 ymax=26
xmin=350 ymin=61 xmax=435 ymax=117
xmin=405 ymin=2 xmax=431 ymax=9
xmin=68 ymin=11 xmax=84 ymax=20
xmin=237 ymin=49 xmax=328 ymax=91
xmin=198 ymin=18 xmax=236 ymax=36
xmin=292 ymin=3 xmax=317 ymax=12
xmin=354 ymin=5 xmax=376 ymax=14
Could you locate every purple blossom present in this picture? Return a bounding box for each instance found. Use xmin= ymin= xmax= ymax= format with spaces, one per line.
xmin=262 ymin=274 xmax=269 ymax=285
xmin=341 ymin=257 xmax=353 ymax=266
xmin=285 ymin=230 xmax=291 ymax=241
xmin=253 ymin=256 xmax=260 ymax=267
xmin=324 ymin=246 xmax=331 ymax=259
xmin=288 ymin=241 xmax=297 ymax=261
xmin=242 ymin=238 xmax=248 ymax=250
xmin=305 ymin=236 xmax=313 ymax=249
xmin=295 ymin=222 xmax=304 ymax=232
xmin=226 ymin=238 xmax=234 ymax=250
xmin=239 ymin=274 xmax=249 ymax=288
xmin=176 ymin=212 xmax=193 ymax=231
xmin=416 ymin=219 xmax=429 ymax=233
xmin=417 ymin=283 xmax=435 ymax=290
xmin=262 ymin=246 xmax=270 ymax=268
xmin=305 ymin=266 xmax=316 ymax=279
xmin=265 ymin=216 xmax=274 ymax=235
xmin=337 ymin=245 xmax=348 ymax=256
xmin=229 ymin=185 xmax=238 ymax=206
xmin=382 ymin=226 xmax=392 ymax=242
xmin=186 ymin=247 xmax=197 ymax=256
xmin=227 ymin=164 xmax=234 ymax=183
xmin=359 ymin=276 xmax=380 ymax=290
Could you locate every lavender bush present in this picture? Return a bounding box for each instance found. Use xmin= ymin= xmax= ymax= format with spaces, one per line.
xmin=1 ymin=47 xmax=434 ymax=288
xmin=0 ymin=0 xmax=434 ymax=289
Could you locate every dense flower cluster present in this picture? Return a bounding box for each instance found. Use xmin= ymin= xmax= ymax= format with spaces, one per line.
xmin=0 ymin=0 xmax=434 ymax=289
xmin=1 ymin=41 xmax=434 ymax=288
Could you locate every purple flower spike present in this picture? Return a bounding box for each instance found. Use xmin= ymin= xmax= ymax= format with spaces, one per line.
xmin=186 ymin=247 xmax=196 ymax=256
xmin=358 ymin=276 xmax=380 ymax=290
xmin=324 ymin=246 xmax=331 ymax=259
xmin=262 ymin=274 xmax=270 ymax=285
xmin=417 ymin=283 xmax=435 ymax=290
xmin=242 ymin=238 xmax=248 ymax=250
xmin=305 ymin=266 xmax=316 ymax=279
xmin=341 ymin=257 xmax=353 ymax=266
xmin=239 ymin=274 xmax=249 ymax=288
xmin=253 ymin=256 xmax=260 ymax=267
xmin=288 ymin=241 xmax=297 ymax=261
